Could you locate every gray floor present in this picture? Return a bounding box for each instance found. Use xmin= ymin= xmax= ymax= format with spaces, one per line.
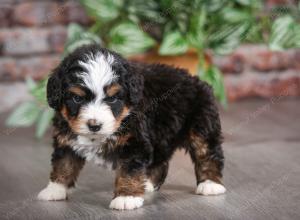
xmin=0 ymin=99 xmax=299 ymax=220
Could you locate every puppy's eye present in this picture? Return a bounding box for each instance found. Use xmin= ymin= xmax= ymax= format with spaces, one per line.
xmin=105 ymin=96 xmax=118 ymax=104
xmin=72 ymin=95 xmax=83 ymax=104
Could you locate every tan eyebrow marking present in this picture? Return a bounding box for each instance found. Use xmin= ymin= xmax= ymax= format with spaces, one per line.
xmin=68 ymin=86 xmax=86 ymax=96
xmin=106 ymin=83 xmax=121 ymax=97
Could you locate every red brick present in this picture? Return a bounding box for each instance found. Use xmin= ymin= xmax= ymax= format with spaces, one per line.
xmin=0 ymin=28 xmax=51 ymax=56
xmin=0 ymin=3 xmax=13 ymax=27
xmin=213 ymin=54 xmax=244 ymax=74
xmin=233 ymin=45 xmax=294 ymax=72
xmin=225 ymin=70 xmax=300 ymax=101
xmin=19 ymin=55 xmax=60 ymax=80
xmin=64 ymin=1 xmax=92 ymax=25
xmin=292 ymin=50 xmax=300 ymax=70
xmin=251 ymin=50 xmax=293 ymax=72
xmin=213 ymin=45 xmax=296 ymax=74
xmin=48 ymin=26 xmax=67 ymax=53
xmin=13 ymin=2 xmax=66 ymax=26
xmin=266 ymin=0 xmax=295 ymax=7
xmin=1 ymin=0 xmax=16 ymax=3
xmin=0 ymin=58 xmax=19 ymax=81
xmin=0 ymin=55 xmax=60 ymax=81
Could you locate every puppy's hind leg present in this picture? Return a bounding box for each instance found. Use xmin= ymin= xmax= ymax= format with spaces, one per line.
xmin=188 ymin=132 xmax=226 ymax=196
xmin=38 ymin=147 xmax=85 ymax=201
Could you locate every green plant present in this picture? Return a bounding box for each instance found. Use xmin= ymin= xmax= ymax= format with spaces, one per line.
xmin=6 ymin=0 xmax=300 ymax=138
xmin=6 ymin=78 xmax=54 ymax=138
xmin=78 ymin=0 xmax=300 ymax=105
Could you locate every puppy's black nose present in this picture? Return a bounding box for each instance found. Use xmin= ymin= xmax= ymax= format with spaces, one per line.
xmin=87 ymin=120 xmax=102 ymax=132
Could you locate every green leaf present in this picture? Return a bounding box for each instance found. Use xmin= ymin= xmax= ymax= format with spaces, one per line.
xmin=29 ymin=79 xmax=48 ymax=105
xmin=234 ymin=0 xmax=262 ymax=8
xmin=80 ymin=0 xmax=122 ymax=22
xmin=25 ymin=76 xmax=37 ymax=91
xmin=159 ymin=31 xmax=189 ymax=55
xmin=176 ymin=12 xmax=189 ymax=33
xmin=234 ymin=0 xmax=251 ymax=5
xmin=126 ymin=0 xmax=165 ymax=24
xmin=221 ymin=8 xmax=252 ymax=23
xmin=208 ymin=22 xmax=251 ymax=55
xmin=64 ymin=24 xmax=101 ymax=56
xmin=243 ymin=22 xmax=264 ymax=43
xmin=187 ymin=9 xmax=206 ymax=49
xmin=213 ymin=67 xmax=227 ymax=107
xmin=269 ymin=16 xmax=300 ymax=51
xmin=108 ymin=22 xmax=155 ymax=56
xmin=198 ymin=65 xmax=227 ymax=107
xmin=35 ymin=109 xmax=54 ymax=139
xmin=6 ymin=102 xmax=41 ymax=127
xmin=204 ymin=0 xmax=228 ymax=12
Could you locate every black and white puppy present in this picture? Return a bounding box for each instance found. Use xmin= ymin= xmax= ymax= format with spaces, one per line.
xmin=38 ymin=44 xmax=226 ymax=210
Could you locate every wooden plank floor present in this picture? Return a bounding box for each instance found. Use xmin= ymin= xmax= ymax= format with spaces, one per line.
xmin=0 ymin=99 xmax=299 ymax=220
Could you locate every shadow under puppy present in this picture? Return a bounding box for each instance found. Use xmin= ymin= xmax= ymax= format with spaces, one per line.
xmin=38 ymin=44 xmax=226 ymax=210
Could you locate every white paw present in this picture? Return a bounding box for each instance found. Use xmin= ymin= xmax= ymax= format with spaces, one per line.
xmin=109 ymin=196 xmax=144 ymax=210
xmin=144 ymin=179 xmax=155 ymax=193
xmin=196 ymin=180 xmax=226 ymax=195
xmin=37 ymin=182 xmax=67 ymax=201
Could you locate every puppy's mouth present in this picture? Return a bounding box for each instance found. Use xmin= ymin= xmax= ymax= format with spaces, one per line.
xmin=76 ymin=131 xmax=108 ymax=139
xmin=75 ymin=132 xmax=111 ymax=146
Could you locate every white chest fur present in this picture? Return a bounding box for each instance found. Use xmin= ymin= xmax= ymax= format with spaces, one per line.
xmin=72 ymin=135 xmax=112 ymax=169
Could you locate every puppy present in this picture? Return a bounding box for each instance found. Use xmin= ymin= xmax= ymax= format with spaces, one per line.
xmin=38 ymin=44 xmax=226 ymax=210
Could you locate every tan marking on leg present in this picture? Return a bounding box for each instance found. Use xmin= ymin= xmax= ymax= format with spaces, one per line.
xmin=197 ymin=160 xmax=222 ymax=184
xmin=189 ymin=132 xmax=223 ymax=185
xmin=190 ymin=132 xmax=208 ymax=159
xmin=50 ymin=152 xmax=85 ymax=188
xmin=114 ymin=167 xmax=145 ymax=197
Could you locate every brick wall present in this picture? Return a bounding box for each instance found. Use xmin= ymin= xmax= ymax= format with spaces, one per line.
xmin=213 ymin=45 xmax=300 ymax=101
xmin=0 ymin=0 xmax=90 ymax=81
xmin=0 ymin=0 xmax=299 ymax=101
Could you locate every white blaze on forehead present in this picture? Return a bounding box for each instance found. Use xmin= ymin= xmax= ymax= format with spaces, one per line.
xmin=78 ymin=52 xmax=117 ymax=100
xmin=75 ymin=52 xmax=118 ymax=136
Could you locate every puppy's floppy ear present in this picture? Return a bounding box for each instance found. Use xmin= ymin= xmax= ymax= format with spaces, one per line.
xmin=47 ymin=68 xmax=62 ymax=110
xmin=125 ymin=64 xmax=144 ymax=105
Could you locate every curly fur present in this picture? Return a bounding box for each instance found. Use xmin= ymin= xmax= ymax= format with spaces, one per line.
xmin=39 ymin=44 xmax=225 ymax=210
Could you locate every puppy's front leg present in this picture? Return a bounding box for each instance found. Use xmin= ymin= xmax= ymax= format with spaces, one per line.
xmin=109 ymin=164 xmax=146 ymax=210
xmin=38 ymin=147 xmax=85 ymax=201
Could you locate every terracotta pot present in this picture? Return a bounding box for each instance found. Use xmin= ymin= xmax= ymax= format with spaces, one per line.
xmin=129 ymin=50 xmax=200 ymax=75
